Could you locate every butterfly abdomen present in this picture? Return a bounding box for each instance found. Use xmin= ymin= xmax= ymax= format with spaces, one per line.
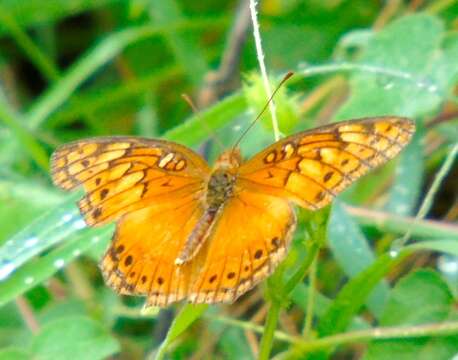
xmin=175 ymin=208 xmax=219 ymax=265
xmin=175 ymin=167 xmax=238 ymax=265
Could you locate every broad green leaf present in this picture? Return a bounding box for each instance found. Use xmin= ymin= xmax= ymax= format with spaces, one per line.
xmin=336 ymin=15 xmax=446 ymax=120
xmin=386 ymin=128 xmax=424 ymax=216
xmin=0 ymin=194 xmax=81 ymax=281
xmin=0 ymin=0 xmax=121 ymax=35
xmin=317 ymin=250 xmax=411 ymax=337
xmin=149 ymin=0 xmax=207 ymax=86
xmin=409 ymin=240 xmax=458 ymax=257
xmin=327 ymin=201 xmax=389 ymax=317
xmin=219 ymin=327 xmax=253 ymax=360
xmin=0 ymin=348 xmax=30 ymax=360
xmin=363 ymin=270 xmax=457 ymax=360
xmin=31 ymin=316 xmax=120 ymax=360
xmin=380 ymin=270 xmax=453 ymax=326
xmin=0 ymin=226 xmax=112 ymax=307
xmin=154 ymin=304 xmax=208 ymax=360
xmin=0 ymin=177 xmax=62 ymax=243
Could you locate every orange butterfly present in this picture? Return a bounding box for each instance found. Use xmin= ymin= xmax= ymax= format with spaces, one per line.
xmin=51 ymin=117 xmax=414 ymax=307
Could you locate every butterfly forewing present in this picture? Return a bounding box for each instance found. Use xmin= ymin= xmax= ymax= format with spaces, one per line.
xmin=51 ymin=137 xmax=210 ymax=226
xmin=238 ymin=117 xmax=415 ymax=210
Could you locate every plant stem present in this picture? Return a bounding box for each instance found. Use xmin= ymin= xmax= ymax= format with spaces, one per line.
xmin=211 ymin=315 xmax=458 ymax=351
xmin=0 ymin=6 xmax=59 ymax=82
xmin=303 ymin=258 xmax=317 ymax=337
xmin=258 ymin=299 xmax=282 ymax=360
xmin=397 ymin=142 xmax=458 ymax=247
xmin=15 ymin=296 xmax=40 ymax=334
xmin=345 ymin=205 xmax=458 ymax=240
xmin=0 ymin=96 xmax=49 ymax=171
xmin=294 ymin=321 xmax=458 ymax=352
xmin=25 ymin=18 xmax=227 ymax=129
xmin=249 ymin=0 xmax=281 ymax=141
xmin=283 ymin=242 xmax=320 ymax=296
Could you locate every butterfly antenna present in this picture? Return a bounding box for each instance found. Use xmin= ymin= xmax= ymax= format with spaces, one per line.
xmin=231 ymin=71 xmax=294 ymax=151
xmin=181 ymin=94 xmax=225 ymax=151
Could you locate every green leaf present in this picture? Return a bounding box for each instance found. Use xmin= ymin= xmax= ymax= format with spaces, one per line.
xmin=318 ymin=250 xmax=411 ymax=337
xmin=0 ymin=0 xmax=121 ymax=35
xmin=409 ymin=239 xmax=458 ymax=257
xmin=219 ymin=327 xmax=253 ymax=360
xmin=363 ymin=270 xmax=457 ymax=360
xmin=380 ymin=270 xmax=453 ymax=326
xmin=336 ymin=14 xmax=446 ymax=120
xmin=0 ymin=193 xmax=83 ymax=280
xmin=0 ymin=226 xmax=112 ymax=307
xmin=386 ymin=128 xmax=424 ymax=216
xmin=0 ymin=177 xmax=61 ymax=243
xmin=0 ymin=348 xmax=30 ymax=360
xmin=327 ymin=201 xmax=389 ymax=317
xmin=154 ymin=304 xmax=208 ymax=360
xmin=31 ymin=316 xmax=120 ymax=360
xmin=149 ymin=0 xmax=207 ymax=86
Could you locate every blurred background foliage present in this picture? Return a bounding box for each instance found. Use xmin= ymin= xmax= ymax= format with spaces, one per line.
xmin=0 ymin=0 xmax=457 ymax=359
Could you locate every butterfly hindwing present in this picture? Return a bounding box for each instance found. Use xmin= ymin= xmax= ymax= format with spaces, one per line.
xmin=238 ymin=117 xmax=415 ymax=209
xmin=186 ymin=190 xmax=296 ymax=304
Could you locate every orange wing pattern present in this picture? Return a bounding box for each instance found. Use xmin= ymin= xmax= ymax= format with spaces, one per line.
xmin=238 ymin=117 xmax=415 ymax=210
xmin=50 ymin=117 xmax=414 ymax=307
xmin=102 ymin=188 xmax=295 ymax=307
xmin=102 ymin=193 xmax=205 ymax=306
xmin=51 ymin=137 xmax=210 ymax=226
xmin=186 ymin=189 xmax=295 ymax=305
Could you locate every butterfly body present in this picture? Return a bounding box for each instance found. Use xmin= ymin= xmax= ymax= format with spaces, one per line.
xmin=51 ymin=117 xmax=415 ymax=307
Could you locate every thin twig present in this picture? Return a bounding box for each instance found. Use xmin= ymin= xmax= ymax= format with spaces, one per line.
xmin=303 ymin=257 xmax=317 ymax=338
xmin=249 ymin=0 xmax=281 ymax=141
xmin=396 ymin=143 xmax=458 ymax=247
xmin=15 ymin=296 xmax=40 ymax=334
xmin=198 ymin=0 xmax=251 ymax=107
xmin=210 ymin=315 xmax=458 ymax=351
xmin=344 ymin=205 xmax=458 ymax=239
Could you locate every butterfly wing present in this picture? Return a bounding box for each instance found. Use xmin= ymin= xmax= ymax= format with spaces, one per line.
xmin=51 ymin=137 xmax=211 ymax=305
xmin=237 ymin=117 xmax=415 ymax=209
xmin=186 ymin=189 xmax=296 ymax=304
xmin=103 ymin=194 xmax=205 ymax=306
xmin=51 ymin=136 xmax=210 ymax=226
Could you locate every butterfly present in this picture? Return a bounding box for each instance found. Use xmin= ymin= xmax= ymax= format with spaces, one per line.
xmin=51 ymin=116 xmax=414 ymax=307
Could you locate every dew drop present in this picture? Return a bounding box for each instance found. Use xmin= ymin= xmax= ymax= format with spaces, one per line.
xmin=54 ymin=259 xmax=65 ymax=269
xmin=25 ymin=276 xmax=34 ymax=285
xmin=72 ymin=249 xmax=81 ymax=257
xmin=383 ymin=82 xmax=394 ymax=90
xmin=438 ymin=255 xmax=458 ymax=275
xmin=73 ymin=219 xmax=86 ymax=230
xmin=427 ymin=84 xmax=438 ymax=93
xmin=92 ymin=236 xmax=100 ymax=243
xmin=62 ymin=213 xmax=73 ymax=223
xmin=389 ymin=249 xmax=399 ymax=258
xmin=0 ymin=262 xmax=15 ymax=280
xmin=24 ymin=237 xmax=38 ymax=248
xmin=395 ymin=204 xmax=408 ymax=214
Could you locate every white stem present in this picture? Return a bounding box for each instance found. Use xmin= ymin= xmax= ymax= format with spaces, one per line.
xmin=249 ymin=0 xmax=281 ymax=141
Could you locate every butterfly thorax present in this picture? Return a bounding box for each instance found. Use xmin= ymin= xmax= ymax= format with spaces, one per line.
xmin=205 ymin=148 xmax=242 ymax=209
xmin=175 ymin=148 xmax=242 ymax=265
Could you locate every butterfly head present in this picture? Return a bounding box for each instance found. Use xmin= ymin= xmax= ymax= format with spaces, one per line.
xmin=214 ymin=148 xmax=242 ymax=172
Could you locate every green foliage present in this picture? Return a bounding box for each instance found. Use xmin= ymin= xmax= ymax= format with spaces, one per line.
xmin=30 ymin=316 xmax=120 ymax=360
xmin=363 ymin=270 xmax=457 ymax=360
xmin=0 ymin=1 xmax=457 ymax=359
